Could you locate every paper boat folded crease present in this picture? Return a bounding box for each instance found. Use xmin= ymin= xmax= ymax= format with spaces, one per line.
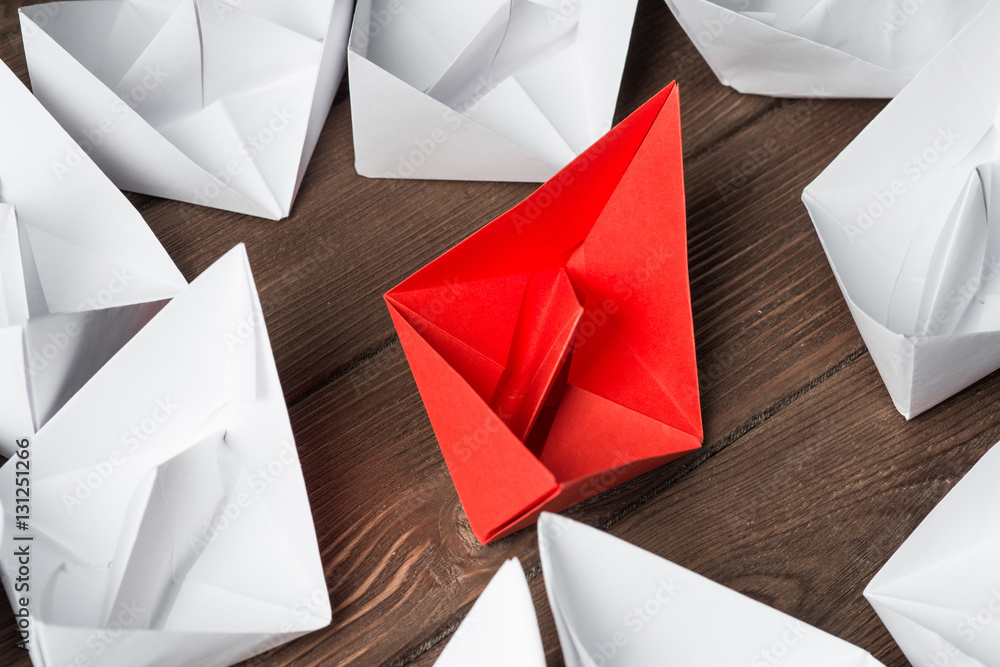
xmin=19 ymin=0 xmax=353 ymax=220
xmin=538 ymin=514 xmax=886 ymax=666
xmin=803 ymin=1 xmax=1000 ymax=418
xmin=0 ymin=245 xmax=330 ymax=667
xmin=349 ymin=0 xmax=639 ymax=182
xmin=385 ymin=83 xmax=702 ymax=544
xmin=866 ymin=442 xmax=1000 ymax=666
xmin=0 ymin=61 xmax=186 ymax=457
xmin=664 ymin=0 xmax=992 ymax=98
xmin=439 ymin=515 xmax=885 ymax=665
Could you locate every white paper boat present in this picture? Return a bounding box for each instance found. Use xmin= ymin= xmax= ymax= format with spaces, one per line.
xmin=348 ymin=0 xmax=638 ymax=182
xmin=0 ymin=60 xmax=186 ymax=457
xmin=803 ymin=0 xmax=1000 ymax=417
xmin=664 ymin=0 xmax=991 ymax=98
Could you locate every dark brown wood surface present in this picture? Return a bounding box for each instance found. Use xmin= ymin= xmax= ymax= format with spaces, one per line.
xmin=2 ymin=1 xmax=996 ymax=665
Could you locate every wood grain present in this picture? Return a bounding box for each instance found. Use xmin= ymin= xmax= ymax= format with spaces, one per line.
xmin=1 ymin=0 xmax=993 ymax=666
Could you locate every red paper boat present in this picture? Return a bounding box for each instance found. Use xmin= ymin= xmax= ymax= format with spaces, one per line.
xmin=386 ymin=83 xmax=702 ymax=544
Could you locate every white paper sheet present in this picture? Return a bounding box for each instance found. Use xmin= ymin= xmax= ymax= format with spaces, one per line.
xmin=18 ymin=0 xmax=353 ymax=220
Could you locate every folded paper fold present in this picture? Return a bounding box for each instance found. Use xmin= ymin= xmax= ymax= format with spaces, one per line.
xmin=349 ymin=0 xmax=638 ymax=182
xmin=19 ymin=0 xmax=353 ymax=220
xmin=0 ymin=245 xmax=330 ymax=667
xmin=866 ymin=442 xmax=1000 ymax=666
xmin=0 ymin=61 xmax=186 ymax=457
xmin=803 ymin=1 xmax=1000 ymax=418
xmin=538 ymin=513 xmax=885 ymax=666
xmin=433 ymin=559 xmax=545 ymax=667
xmin=385 ymin=83 xmax=702 ymax=544
xmin=664 ymin=0 xmax=991 ymax=98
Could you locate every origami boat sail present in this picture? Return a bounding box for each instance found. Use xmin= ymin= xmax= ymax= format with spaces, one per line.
xmin=865 ymin=442 xmax=1000 ymax=666
xmin=664 ymin=0 xmax=991 ymax=98
xmin=349 ymin=0 xmax=638 ymax=182
xmin=434 ymin=559 xmax=546 ymax=667
xmin=0 ymin=245 xmax=330 ymax=667
xmin=0 ymin=60 xmax=186 ymax=457
xmin=19 ymin=0 xmax=353 ymax=220
xmin=803 ymin=1 xmax=1000 ymax=418
xmin=385 ymin=83 xmax=701 ymax=544
xmin=538 ymin=513 xmax=885 ymax=666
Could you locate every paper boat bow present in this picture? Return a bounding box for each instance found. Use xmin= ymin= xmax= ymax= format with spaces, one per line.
xmin=433 ymin=559 xmax=545 ymax=667
xmin=386 ymin=84 xmax=702 ymax=544
xmin=866 ymin=442 xmax=1000 ymax=666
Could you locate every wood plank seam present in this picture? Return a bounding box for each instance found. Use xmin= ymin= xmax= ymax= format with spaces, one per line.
xmin=684 ymin=99 xmax=783 ymax=166
xmin=385 ymin=344 xmax=870 ymax=667
xmin=288 ymin=335 xmax=400 ymax=410
xmin=136 ymin=198 xmax=164 ymax=213
xmin=596 ymin=344 xmax=870 ymax=530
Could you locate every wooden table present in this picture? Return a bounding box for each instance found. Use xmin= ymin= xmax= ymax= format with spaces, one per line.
xmin=3 ymin=1 xmax=997 ymax=665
